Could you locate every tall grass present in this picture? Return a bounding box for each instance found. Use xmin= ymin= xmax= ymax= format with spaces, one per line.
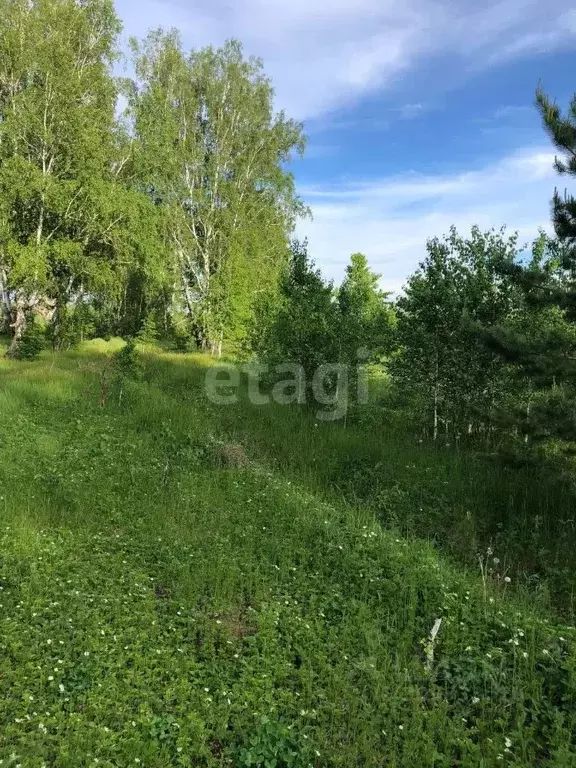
xmin=0 ymin=341 xmax=575 ymax=766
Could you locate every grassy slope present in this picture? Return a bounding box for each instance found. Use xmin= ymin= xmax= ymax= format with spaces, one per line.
xmin=0 ymin=341 xmax=575 ymax=767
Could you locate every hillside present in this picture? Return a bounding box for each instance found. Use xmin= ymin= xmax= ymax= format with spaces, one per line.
xmin=0 ymin=341 xmax=574 ymax=767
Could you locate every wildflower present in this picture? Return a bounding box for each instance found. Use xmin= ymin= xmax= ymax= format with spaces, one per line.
xmin=505 ymin=737 xmax=512 ymax=749
xmin=504 ymin=576 xmax=511 ymax=583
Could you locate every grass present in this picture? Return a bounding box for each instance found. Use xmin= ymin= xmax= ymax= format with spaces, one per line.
xmin=0 ymin=340 xmax=575 ymax=766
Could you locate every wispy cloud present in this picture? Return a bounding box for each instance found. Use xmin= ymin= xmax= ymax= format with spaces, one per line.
xmin=297 ymin=148 xmax=557 ymax=293
xmin=493 ymin=105 xmax=533 ymax=120
xmin=115 ymin=0 xmax=576 ymax=120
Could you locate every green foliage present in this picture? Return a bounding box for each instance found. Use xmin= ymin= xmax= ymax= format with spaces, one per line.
xmin=137 ymin=314 xmax=159 ymax=345
xmin=536 ymin=87 xmax=576 ymax=258
xmin=127 ymin=33 xmax=306 ymax=351
xmin=251 ymin=239 xmax=339 ymax=395
xmin=337 ymin=252 xmax=394 ymax=362
xmin=389 ymin=226 xmax=524 ymax=442
xmin=236 ymin=716 xmax=311 ymax=767
xmin=48 ymin=302 xmax=98 ymax=350
xmin=475 ymin=87 xmax=576 ymax=448
xmin=113 ymin=338 xmax=143 ymax=379
xmin=12 ymin=314 xmax=45 ymax=360
xmin=0 ymin=343 xmax=575 ymax=766
xmin=168 ymin=314 xmax=195 ymax=353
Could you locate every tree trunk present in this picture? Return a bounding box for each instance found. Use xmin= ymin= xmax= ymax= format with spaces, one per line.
xmin=0 ymin=267 xmax=11 ymax=333
xmin=5 ymin=298 xmax=27 ymax=358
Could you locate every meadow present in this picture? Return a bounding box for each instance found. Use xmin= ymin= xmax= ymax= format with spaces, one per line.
xmin=0 ymin=340 xmax=575 ymax=767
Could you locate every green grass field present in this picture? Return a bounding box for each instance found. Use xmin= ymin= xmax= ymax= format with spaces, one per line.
xmin=1 ymin=341 xmax=575 ymax=766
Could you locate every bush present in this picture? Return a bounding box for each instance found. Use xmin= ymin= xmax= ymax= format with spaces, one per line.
xmin=113 ymin=338 xmax=144 ymax=380
xmin=14 ymin=316 xmax=45 ymax=360
xmin=136 ymin=315 xmax=159 ymax=345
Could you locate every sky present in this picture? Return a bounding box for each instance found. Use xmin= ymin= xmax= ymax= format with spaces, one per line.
xmin=114 ymin=0 xmax=576 ymax=293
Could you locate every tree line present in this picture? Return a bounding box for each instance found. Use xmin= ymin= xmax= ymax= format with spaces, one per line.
xmin=245 ymin=95 xmax=576 ymax=453
xmin=3 ymin=0 xmax=576 ymax=455
xmin=0 ymin=0 xmax=305 ymax=357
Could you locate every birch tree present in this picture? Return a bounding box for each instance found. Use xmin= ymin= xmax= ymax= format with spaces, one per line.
xmin=0 ymin=0 xmax=160 ymax=355
xmin=390 ymin=227 xmax=522 ymax=442
xmin=127 ymin=32 xmax=306 ymax=353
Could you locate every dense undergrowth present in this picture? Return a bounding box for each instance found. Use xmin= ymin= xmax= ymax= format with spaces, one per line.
xmin=1 ymin=341 xmax=575 ymax=766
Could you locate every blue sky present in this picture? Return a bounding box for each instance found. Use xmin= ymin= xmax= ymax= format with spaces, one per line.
xmin=114 ymin=0 xmax=576 ymax=293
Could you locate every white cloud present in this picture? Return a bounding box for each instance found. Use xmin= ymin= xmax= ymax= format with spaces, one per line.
xmin=115 ymin=0 xmax=576 ymax=120
xmin=296 ymin=148 xmax=557 ymax=294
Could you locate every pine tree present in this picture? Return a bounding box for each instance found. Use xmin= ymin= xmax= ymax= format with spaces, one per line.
xmin=537 ymin=87 xmax=576 ymax=267
xmin=481 ymin=88 xmax=576 ymax=445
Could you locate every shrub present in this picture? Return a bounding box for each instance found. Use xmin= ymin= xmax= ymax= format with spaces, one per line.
xmin=14 ymin=316 xmax=45 ymax=360
xmin=113 ymin=338 xmax=144 ymax=380
xmin=136 ymin=315 xmax=159 ymax=345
